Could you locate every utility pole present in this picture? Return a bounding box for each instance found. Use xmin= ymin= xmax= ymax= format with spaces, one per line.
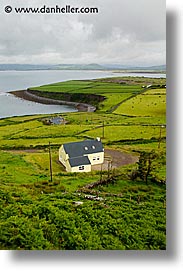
xmin=158 ymin=125 xmax=165 ymax=149
xmin=48 ymin=142 xmax=53 ymax=182
xmin=102 ymin=121 xmax=104 ymax=139
xmin=100 ymin=164 xmax=103 ymax=183
xmin=107 ymin=160 xmax=112 ymax=179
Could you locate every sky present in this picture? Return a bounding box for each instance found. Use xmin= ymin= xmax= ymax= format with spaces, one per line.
xmin=0 ymin=0 xmax=166 ymax=66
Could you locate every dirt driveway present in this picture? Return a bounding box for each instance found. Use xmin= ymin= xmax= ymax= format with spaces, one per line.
xmin=92 ymin=149 xmax=138 ymax=171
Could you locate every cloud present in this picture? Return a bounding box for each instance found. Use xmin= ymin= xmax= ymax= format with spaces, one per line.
xmin=0 ymin=0 xmax=166 ymax=65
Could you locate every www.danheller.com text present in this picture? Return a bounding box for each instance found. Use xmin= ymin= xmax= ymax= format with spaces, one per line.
xmin=4 ymin=4 xmax=99 ymax=14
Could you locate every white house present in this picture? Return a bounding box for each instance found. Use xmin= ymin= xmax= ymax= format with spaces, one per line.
xmin=59 ymin=138 xmax=104 ymax=172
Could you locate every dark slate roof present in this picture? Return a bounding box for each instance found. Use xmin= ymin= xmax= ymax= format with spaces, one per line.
xmin=63 ymin=140 xmax=103 ymax=158
xmin=69 ymin=156 xmax=91 ymax=167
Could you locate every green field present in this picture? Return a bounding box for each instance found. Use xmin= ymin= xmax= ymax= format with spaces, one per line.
xmin=114 ymin=89 xmax=166 ymax=117
xmin=0 ymin=76 xmax=166 ymax=250
xmin=30 ymin=81 xmax=143 ymax=112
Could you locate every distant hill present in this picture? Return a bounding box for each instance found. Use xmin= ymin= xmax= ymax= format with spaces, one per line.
xmin=133 ymin=65 xmax=166 ymax=71
xmin=0 ymin=63 xmax=166 ymax=71
xmin=0 ymin=64 xmax=53 ymax=71
xmin=56 ymin=63 xmax=106 ymax=70
xmin=101 ymin=64 xmax=166 ymax=71
xmin=144 ymin=65 xmax=166 ymax=71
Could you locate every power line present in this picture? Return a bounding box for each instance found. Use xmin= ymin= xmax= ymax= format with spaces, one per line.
xmin=48 ymin=141 xmax=53 ymax=182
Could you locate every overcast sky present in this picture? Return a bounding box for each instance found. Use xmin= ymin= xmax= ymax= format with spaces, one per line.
xmin=0 ymin=0 xmax=166 ymax=66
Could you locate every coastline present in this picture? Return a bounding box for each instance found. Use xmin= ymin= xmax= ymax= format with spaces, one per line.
xmin=9 ymin=90 xmax=96 ymax=112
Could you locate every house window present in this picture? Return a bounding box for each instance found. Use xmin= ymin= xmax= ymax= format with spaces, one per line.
xmin=79 ymin=166 xmax=85 ymax=170
xmin=97 ymin=157 xmax=100 ymax=161
xmin=92 ymin=145 xmax=96 ymax=149
xmin=93 ymin=157 xmax=96 ymax=161
xmin=84 ymin=146 xmax=88 ymax=151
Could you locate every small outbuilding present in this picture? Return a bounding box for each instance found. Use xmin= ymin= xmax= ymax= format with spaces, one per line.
xmin=59 ymin=138 xmax=104 ymax=172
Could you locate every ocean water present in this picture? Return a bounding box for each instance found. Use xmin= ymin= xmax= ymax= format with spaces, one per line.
xmin=0 ymin=70 xmax=166 ymax=119
xmin=0 ymin=93 xmax=76 ymax=118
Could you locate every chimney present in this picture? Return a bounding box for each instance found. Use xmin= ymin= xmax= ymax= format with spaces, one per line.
xmin=96 ymin=137 xmax=101 ymax=142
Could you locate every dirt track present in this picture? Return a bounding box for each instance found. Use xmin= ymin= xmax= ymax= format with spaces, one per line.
xmin=92 ymin=149 xmax=138 ymax=171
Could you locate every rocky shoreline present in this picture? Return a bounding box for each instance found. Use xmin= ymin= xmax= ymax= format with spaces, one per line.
xmin=10 ymin=90 xmax=96 ymax=112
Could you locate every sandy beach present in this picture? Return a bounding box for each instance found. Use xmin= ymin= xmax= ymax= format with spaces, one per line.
xmin=10 ymin=90 xmax=96 ymax=112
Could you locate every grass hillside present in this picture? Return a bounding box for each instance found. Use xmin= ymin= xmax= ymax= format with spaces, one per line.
xmin=0 ymin=76 xmax=166 ymax=250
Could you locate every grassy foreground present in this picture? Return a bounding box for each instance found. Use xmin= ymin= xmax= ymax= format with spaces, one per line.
xmin=0 ymin=76 xmax=166 ymax=250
